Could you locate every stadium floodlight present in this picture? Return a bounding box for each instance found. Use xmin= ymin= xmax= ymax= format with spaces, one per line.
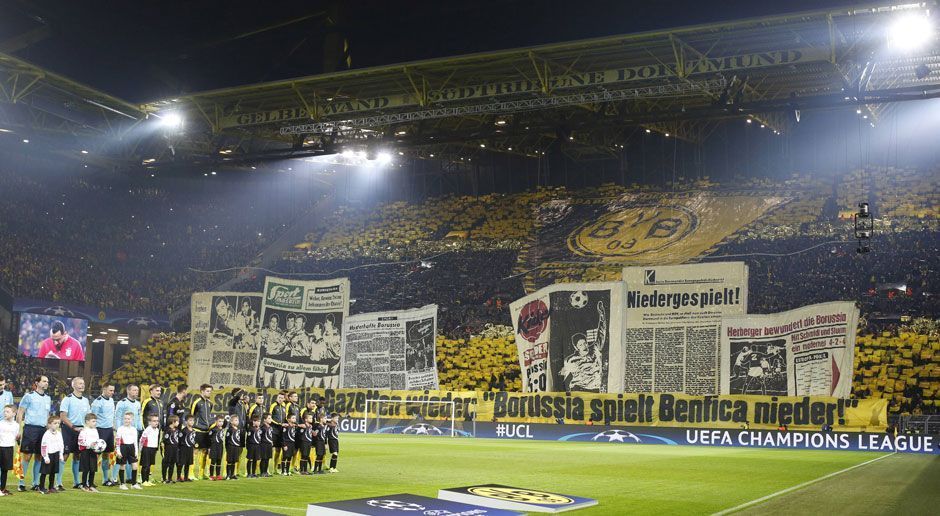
xmin=158 ymin=111 xmax=184 ymax=129
xmin=888 ymin=14 xmax=934 ymax=51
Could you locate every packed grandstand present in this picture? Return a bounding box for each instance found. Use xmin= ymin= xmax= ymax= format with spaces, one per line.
xmin=1 ymin=165 xmax=937 ymax=416
xmin=1 ymin=2 xmax=939 ymax=513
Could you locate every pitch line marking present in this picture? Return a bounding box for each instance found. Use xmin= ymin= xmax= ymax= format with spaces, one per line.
xmin=712 ymin=452 xmax=897 ymax=515
xmin=97 ymin=490 xmax=307 ymax=512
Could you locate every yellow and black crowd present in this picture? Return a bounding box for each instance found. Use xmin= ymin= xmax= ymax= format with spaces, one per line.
xmin=0 ymin=166 xmax=937 ymax=482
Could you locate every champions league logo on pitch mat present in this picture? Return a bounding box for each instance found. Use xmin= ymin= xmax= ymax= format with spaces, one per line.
xmin=308 ymin=493 xmax=525 ymax=515
xmin=366 ymin=499 xmax=426 ymax=511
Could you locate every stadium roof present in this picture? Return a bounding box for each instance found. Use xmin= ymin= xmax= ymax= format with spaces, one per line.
xmin=1 ymin=1 xmax=938 ymax=166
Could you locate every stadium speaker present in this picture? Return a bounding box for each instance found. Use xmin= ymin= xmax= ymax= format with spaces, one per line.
xmin=854 ymin=202 xmax=873 ymax=253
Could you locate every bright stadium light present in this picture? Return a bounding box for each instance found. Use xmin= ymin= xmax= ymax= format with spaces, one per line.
xmin=888 ymin=14 xmax=934 ymax=51
xmin=159 ymin=111 xmax=184 ymax=129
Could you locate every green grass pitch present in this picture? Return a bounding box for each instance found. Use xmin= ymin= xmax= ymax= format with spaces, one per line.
xmin=2 ymin=434 xmax=936 ymax=515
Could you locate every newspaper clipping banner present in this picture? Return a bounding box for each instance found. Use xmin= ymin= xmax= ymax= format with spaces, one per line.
xmin=511 ymin=282 xmax=625 ymax=393
xmin=188 ymin=292 xmax=262 ymax=387
xmin=622 ymin=262 xmax=748 ymax=396
xmin=340 ymin=304 xmax=439 ymax=390
xmin=720 ymin=301 xmax=859 ymax=397
xmin=256 ymin=277 xmax=349 ymax=389
xmin=510 ymin=289 xmax=551 ymax=393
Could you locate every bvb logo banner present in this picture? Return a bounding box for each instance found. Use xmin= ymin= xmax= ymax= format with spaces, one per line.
xmin=568 ymin=204 xmax=698 ymax=259
xmin=468 ymin=487 xmax=574 ymax=505
xmin=523 ymin=192 xmax=786 ymax=292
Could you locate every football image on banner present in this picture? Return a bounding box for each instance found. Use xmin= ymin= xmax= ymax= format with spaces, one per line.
xmin=720 ymin=301 xmax=859 ymax=397
xmin=622 ymin=262 xmax=748 ymax=396
xmin=256 ymin=277 xmax=349 ymax=389
xmin=511 ymin=282 xmax=625 ymax=393
xmin=340 ymin=304 xmax=439 ymax=390
xmin=188 ymin=292 xmax=262 ymax=387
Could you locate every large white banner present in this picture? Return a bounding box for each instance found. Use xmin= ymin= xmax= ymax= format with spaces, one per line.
xmin=256 ymin=277 xmax=349 ymax=389
xmin=188 ymin=292 xmax=262 ymax=387
xmin=622 ymin=262 xmax=748 ymax=395
xmin=511 ymin=282 xmax=625 ymax=393
xmin=720 ymin=301 xmax=859 ymax=397
xmin=340 ymin=304 xmax=439 ymax=390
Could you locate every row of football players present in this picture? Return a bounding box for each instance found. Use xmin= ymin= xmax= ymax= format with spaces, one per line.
xmin=0 ymin=403 xmax=341 ymax=495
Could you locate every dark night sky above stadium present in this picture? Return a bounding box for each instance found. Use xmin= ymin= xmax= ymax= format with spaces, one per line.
xmin=0 ymin=0 xmax=862 ymax=102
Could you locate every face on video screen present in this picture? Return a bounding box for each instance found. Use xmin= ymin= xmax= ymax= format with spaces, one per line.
xmin=18 ymin=313 xmax=88 ymax=361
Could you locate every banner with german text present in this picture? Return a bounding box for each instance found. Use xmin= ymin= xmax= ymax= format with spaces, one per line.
xmin=256 ymin=277 xmax=349 ymax=389
xmin=340 ymin=304 xmax=439 ymax=390
xmin=189 ymin=292 xmax=262 ymax=387
xmin=142 ymin=385 xmax=886 ymax=432
xmin=720 ymin=301 xmax=859 ymax=397
xmin=622 ymin=262 xmax=748 ymax=395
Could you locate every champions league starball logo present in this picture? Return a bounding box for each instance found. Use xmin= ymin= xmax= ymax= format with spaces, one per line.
xmin=592 ymin=429 xmax=641 ymax=443
xmin=127 ymin=316 xmax=159 ymax=328
xmin=402 ymin=423 xmax=443 ymax=435
xmin=43 ymin=305 xmax=76 ymax=317
xmin=366 ymin=499 xmax=426 ymax=511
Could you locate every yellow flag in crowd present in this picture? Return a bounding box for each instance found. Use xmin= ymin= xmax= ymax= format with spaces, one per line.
xmin=14 ymin=452 xmax=23 ymax=479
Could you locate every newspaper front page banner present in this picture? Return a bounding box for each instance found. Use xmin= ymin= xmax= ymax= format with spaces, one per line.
xmin=720 ymin=301 xmax=859 ymax=397
xmin=256 ymin=276 xmax=349 ymax=389
xmin=622 ymin=262 xmax=748 ymax=395
xmin=340 ymin=304 xmax=439 ymax=390
xmin=188 ymin=292 xmax=262 ymax=387
xmin=511 ymin=282 xmax=626 ymax=393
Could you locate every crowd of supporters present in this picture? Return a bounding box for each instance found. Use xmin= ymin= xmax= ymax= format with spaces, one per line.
xmin=0 ymin=166 xmax=323 ymax=315
xmin=102 ymin=332 xmax=191 ymax=389
xmin=1 ymin=163 xmax=938 ymax=415
xmin=853 ymin=323 xmax=939 ymax=416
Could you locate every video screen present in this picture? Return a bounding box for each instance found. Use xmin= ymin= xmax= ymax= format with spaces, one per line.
xmin=18 ymin=313 xmax=88 ymax=361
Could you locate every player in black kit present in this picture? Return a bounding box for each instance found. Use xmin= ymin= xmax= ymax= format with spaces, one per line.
xmin=326 ymin=413 xmax=340 ymax=473
xmin=312 ymin=414 xmax=327 ymax=474
xmin=298 ymin=412 xmax=315 ymax=475
xmin=259 ymin=413 xmax=274 ymax=477
xmin=280 ymin=413 xmax=297 ymax=476
xmin=177 ymin=415 xmax=195 ymax=482
xmin=246 ymin=416 xmax=262 ymax=478
xmin=161 ymin=415 xmax=180 ymax=483
xmin=225 ymin=415 xmax=243 ymax=480
xmin=208 ymin=415 xmax=226 ymax=480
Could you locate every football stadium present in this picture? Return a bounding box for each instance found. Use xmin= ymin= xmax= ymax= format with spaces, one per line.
xmin=0 ymin=1 xmax=938 ymax=514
